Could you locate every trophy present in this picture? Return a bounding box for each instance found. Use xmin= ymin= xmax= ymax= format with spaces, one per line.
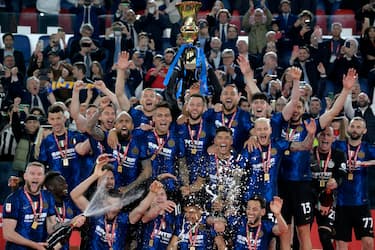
xmin=163 ymin=1 xmax=208 ymax=99
xmin=176 ymin=1 xmax=202 ymax=44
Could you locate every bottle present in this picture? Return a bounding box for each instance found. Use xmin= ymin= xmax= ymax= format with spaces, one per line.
xmin=318 ymin=188 xmax=334 ymax=207
xmin=46 ymin=223 xmax=74 ymax=250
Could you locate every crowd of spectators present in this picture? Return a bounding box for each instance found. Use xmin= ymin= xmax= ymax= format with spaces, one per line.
xmin=0 ymin=0 xmax=375 ymax=249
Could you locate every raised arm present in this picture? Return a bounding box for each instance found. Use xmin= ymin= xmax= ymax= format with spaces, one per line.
xmin=237 ymin=54 xmax=260 ymax=99
xmin=86 ymin=107 xmax=105 ymax=141
xmin=129 ymin=180 xmax=164 ymax=224
xmin=70 ymin=154 xmax=113 ymax=212
xmin=119 ymin=159 xmax=152 ymax=194
xmin=71 ymin=81 xmax=89 ymax=132
xmin=270 ymin=196 xmax=288 ymax=235
xmin=94 ymin=80 xmax=120 ymax=111
xmin=320 ymin=68 xmax=356 ymax=129
xmin=282 ymin=67 xmax=302 ymax=121
xmin=290 ymin=118 xmax=316 ymax=151
xmin=115 ymin=51 xmax=132 ymax=112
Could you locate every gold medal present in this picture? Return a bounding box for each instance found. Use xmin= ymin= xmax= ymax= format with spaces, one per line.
xmin=284 ymin=150 xmax=290 ymax=156
xmin=149 ymin=239 xmax=154 ymax=247
xmin=191 ymin=148 xmax=197 ymax=155
xmin=31 ymin=220 xmax=38 ymax=229
xmin=190 ymin=247 xmax=195 ymax=250
xmin=109 ymin=248 xmax=113 ymax=250
xmin=62 ymin=158 xmax=69 ymax=167
xmin=348 ymin=173 xmax=353 ymax=180
xmin=151 ymin=154 xmax=156 ymax=161
xmin=218 ymin=184 xmax=224 ymax=192
xmin=264 ymin=173 xmax=270 ymax=182
xmin=118 ymin=165 xmax=123 ymax=173
xmin=320 ymin=180 xmax=325 ymax=187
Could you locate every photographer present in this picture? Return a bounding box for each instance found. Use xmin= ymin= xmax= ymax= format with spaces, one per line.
xmin=290 ymin=10 xmax=314 ymax=47
xmin=138 ymin=0 xmax=169 ymax=53
xmin=72 ymin=0 xmax=105 ymax=38
xmin=103 ymin=22 xmax=134 ymax=71
xmin=71 ymin=37 xmax=105 ymax=79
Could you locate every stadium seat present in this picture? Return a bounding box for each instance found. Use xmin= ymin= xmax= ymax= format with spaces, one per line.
xmin=19 ymin=8 xmax=38 ymax=33
xmin=58 ymin=14 xmax=74 ymax=34
xmin=13 ymin=34 xmax=31 ymax=67
xmin=230 ymin=10 xmax=241 ymax=33
xmin=316 ymin=14 xmax=328 ymax=34
xmin=38 ymin=35 xmax=50 ymax=51
xmin=332 ymin=9 xmax=356 ymax=34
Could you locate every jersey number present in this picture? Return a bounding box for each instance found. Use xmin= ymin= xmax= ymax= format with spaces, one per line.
xmin=301 ymin=202 xmax=312 ymax=215
xmin=362 ymin=217 xmax=374 ymax=229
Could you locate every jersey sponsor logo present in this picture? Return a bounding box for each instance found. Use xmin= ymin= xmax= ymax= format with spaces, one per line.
xmin=154 ymin=231 xmax=172 ymax=244
xmin=312 ymin=172 xmax=332 ymax=179
xmin=148 ymin=142 xmax=173 ymax=157
xmin=5 ymin=203 xmax=11 ymax=213
xmin=51 ymin=148 xmax=76 ymax=160
xmin=236 ymin=235 xmax=262 ymax=247
xmin=95 ymin=225 xmax=116 ymax=242
xmin=121 ymin=156 xmax=137 ymax=168
xmin=24 ymin=212 xmax=47 ymax=222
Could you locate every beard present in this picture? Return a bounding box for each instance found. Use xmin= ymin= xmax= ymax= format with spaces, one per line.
xmin=349 ymin=132 xmax=362 ymax=140
xmin=248 ymin=216 xmax=261 ymax=226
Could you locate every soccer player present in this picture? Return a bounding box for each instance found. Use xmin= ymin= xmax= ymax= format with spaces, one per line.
xmin=85 ymin=110 xmax=152 ymax=192
xmin=38 ymin=104 xmax=85 ymax=191
xmin=139 ymin=187 xmax=177 ymax=249
xmin=115 ymin=51 xmax=159 ymax=128
xmin=231 ymin=195 xmax=288 ymax=249
xmin=277 ymin=68 xmax=356 ymax=250
xmin=205 ymin=84 xmax=252 ymax=152
xmin=71 ymin=154 xmax=165 ymax=250
xmin=311 ymin=126 xmax=346 ymax=250
xmin=3 ymin=162 xmax=56 ymax=250
xmin=177 ymin=94 xmax=215 ymax=194
xmin=134 ymin=102 xmax=185 ymax=194
xmin=333 ymin=117 xmax=375 ymax=250
xmin=168 ymin=197 xmax=226 ymax=250
xmin=195 ymin=126 xmax=243 ymax=218
xmin=241 ymin=117 xmax=316 ymax=210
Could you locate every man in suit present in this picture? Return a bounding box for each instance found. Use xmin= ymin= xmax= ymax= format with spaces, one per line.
xmin=0 ymin=33 xmax=25 ymax=77
xmin=21 ymin=76 xmax=55 ymax=115
xmin=318 ymin=22 xmax=345 ymax=71
xmin=290 ymin=46 xmax=320 ymax=96
xmin=103 ymin=21 xmax=134 ymax=71
xmin=275 ymin=0 xmax=298 ymax=68
xmin=211 ymin=8 xmax=231 ymax=44
xmin=218 ymin=48 xmax=245 ymax=94
xmin=71 ymin=37 xmax=105 ymax=78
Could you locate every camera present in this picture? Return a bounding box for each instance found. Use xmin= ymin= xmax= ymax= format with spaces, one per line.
xmin=304 ymin=19 xmax=311 ymax=27
xmin=112 ymin=26 xmax=122 ymax=32
xmin=81 ymin=43 xmax=92 ymax=48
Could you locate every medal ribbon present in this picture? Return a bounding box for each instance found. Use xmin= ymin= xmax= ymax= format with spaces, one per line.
xmin=188 ymin=119 xmax=203 ymax=149
xmin=316 ymin=149 xmax=332 ymax=173
xmin=104 ymin=216 xmax=117 ymax=249
xmin=221 ymin=111 xmax=237 ymax=128
xmin=152 ymin=130 xmax=169 ymax=158
xmin=246 ymin=222 xmax=262 ymax=250
xmin=150 ymin=215 xmax=165 ymax=241
xmin=53 ymin=132 xmax=68 ymax=159
xmin=259 ymin=144 xmax=271 ymax=174
xmin=54 ymin=203 xmax=66 ymax=222
xmin=116 ymin=140 xmax=131 ymax=164
xmin=24 ymin=188 xmax=43 ymax=223
xmin=347 ymin=143 xmax=361 ymax=173
xmin=188 ymin=223 xmax=199 ymax=248
xmin=285 ymin=123 xmax=297 ymax=141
